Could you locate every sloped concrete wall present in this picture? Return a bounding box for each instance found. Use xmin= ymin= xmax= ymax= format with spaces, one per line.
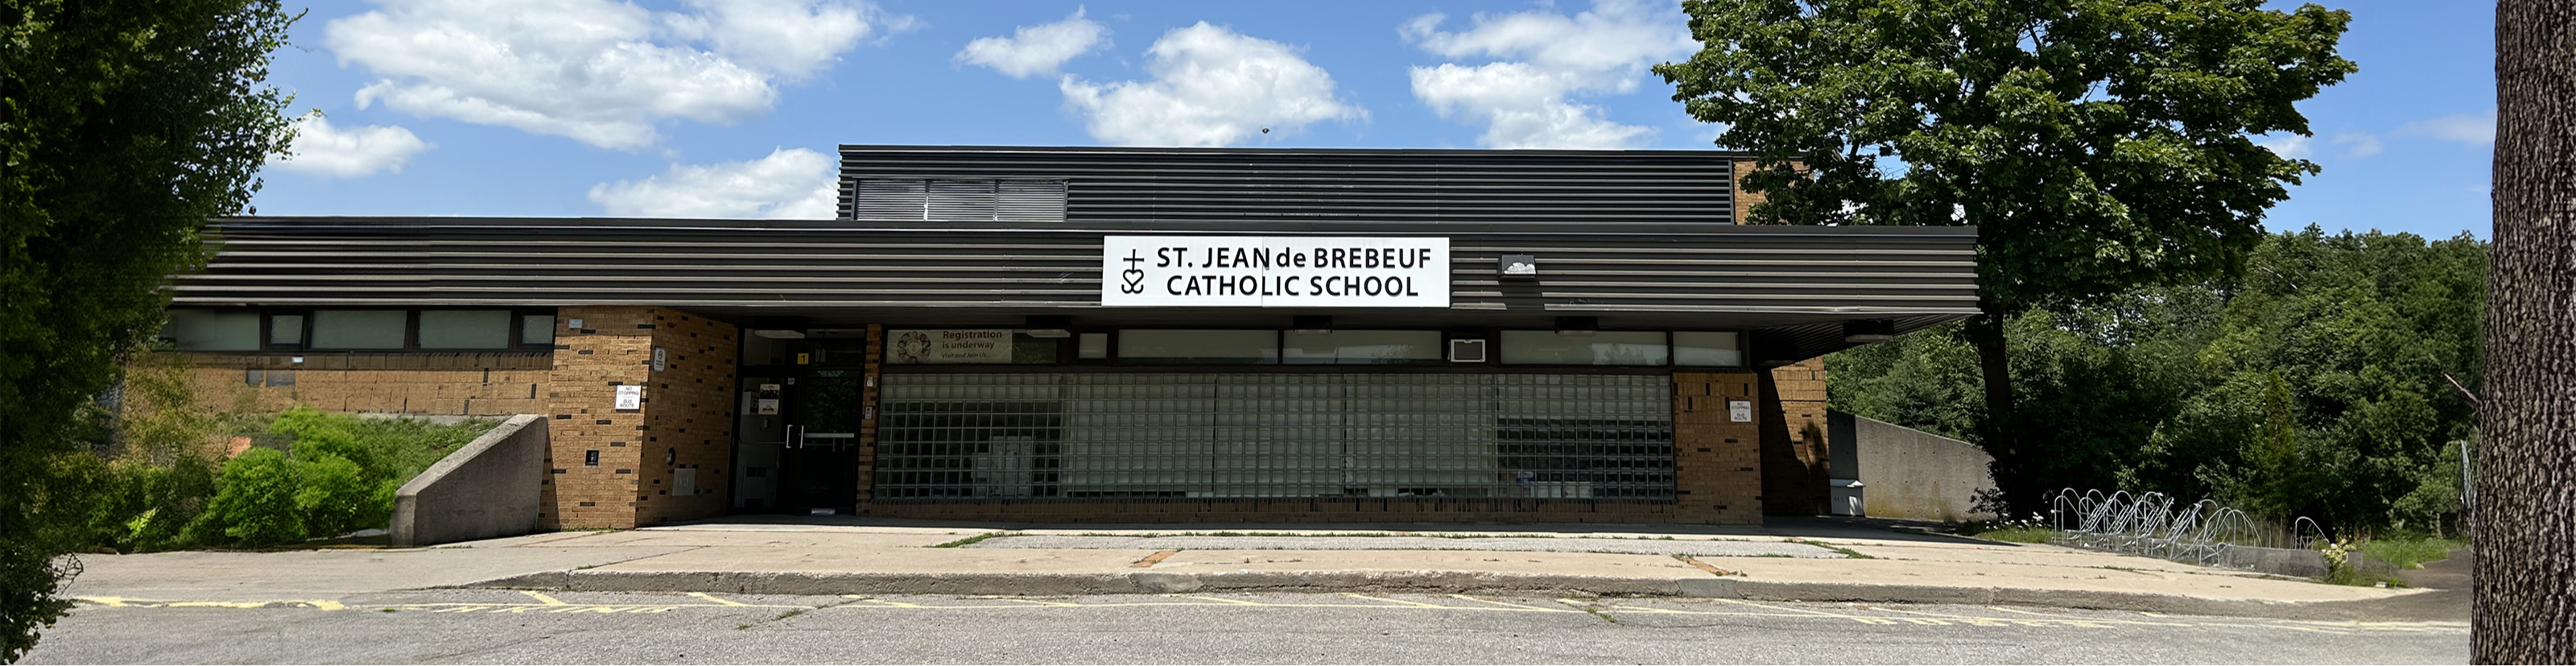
xmin=1829 ymin=411 xmax=1996 ymax=522
xmin=392 ymin=414 xmax=547 ymax=546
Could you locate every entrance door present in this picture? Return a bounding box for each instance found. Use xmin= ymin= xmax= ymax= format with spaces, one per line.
xmin=774 ymin=373 xmax=866 ymax=514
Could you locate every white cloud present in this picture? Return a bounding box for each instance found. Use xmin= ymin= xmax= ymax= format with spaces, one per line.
xmin=1402 ymin=0 xmax=1694 ymax=149
xmin=1059 ymin=23 xmax=1364 ymax=147
xmin=2331 ymin=132 xmax=2383 ymax=159
xmin=328 ymin=0 xmax=905 ymax=151
xmin=588 ymin=147 xmax=838 ymax=218
xmin=956 ymin=7 xmax=1108 ymax=79
xmin=662 ymin=0 xmax=894 ymax=81
xmin=268 ymin=115 xmax=434 ymax=178
xmin=2257 ymin=134 xmax=2314 ymax=159
xmin=2401 ymin=108 xmax=2496 ymax=145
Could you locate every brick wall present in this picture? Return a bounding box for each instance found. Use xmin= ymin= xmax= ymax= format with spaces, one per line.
xmin=634 ymin=310 xmax=740 ymax=526
xmin=1673 ymin=371 xmax=1766 ymax=524
xmin=542 ymin=306 xmax=654 ymax=529
xmin=176 ymin=353 xmax=549 ymax=416
xmin=1760 ymin=358 xmax=1832 ymax=515
xmin=539 ymin=306 xmax=738 ymax=529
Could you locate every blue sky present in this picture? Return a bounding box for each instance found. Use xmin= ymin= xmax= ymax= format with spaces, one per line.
xmin=254 ymin=0 xmax=2496 ymax=240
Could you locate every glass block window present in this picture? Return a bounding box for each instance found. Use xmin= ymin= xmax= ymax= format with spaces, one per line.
xmin=1117 ymin=330 xmax=1279 ymax=364
xmin=310 ymin=310 xmax=407 ymax=349
xmin=165 ymin=310 xmax=259 ymax=351
xmin=419 ymin=310 xmax=511 ymax=349
xmin=1673 ymin=332 xmax=1744 ymax=366
xmin=1498 ymin=330 xmax=1670 ymax=366
xmin=1282 ymin=330 xmax=1443 ymax=365
xmin=875 ymin=373 xmax=1674 ymax=501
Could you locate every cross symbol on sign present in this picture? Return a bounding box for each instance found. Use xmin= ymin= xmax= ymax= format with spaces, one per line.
xmin=1119 ymin=249 xmax=1147 ymax=294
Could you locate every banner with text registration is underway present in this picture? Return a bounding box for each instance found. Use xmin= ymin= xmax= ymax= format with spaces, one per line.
xmin=1100 ymin=236 xmax=1451 ymax=308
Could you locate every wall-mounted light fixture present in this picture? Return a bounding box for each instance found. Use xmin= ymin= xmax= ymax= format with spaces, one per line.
xmin=1554 ymin=316 xmax=1599 ymax=337
xmin=1843 ymin=319 xmax=1897 ymax=343
xmin=1500 ymin=254 xmax=1538 ymax=279
xmin=1026 ymin=315 xmax=1074 ymax=338
xmin=1290 ymin=315 xmax=1333 ymax=334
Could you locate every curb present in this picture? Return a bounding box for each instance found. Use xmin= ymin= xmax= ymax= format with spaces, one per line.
xmin=469 ymin=569 xmax=2339 ymax=618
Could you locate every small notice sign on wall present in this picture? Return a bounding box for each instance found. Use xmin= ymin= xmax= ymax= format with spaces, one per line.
xmin=615 ymin=385 xmax=643 ymax=411
xmin=889 ymin=329 xmax=1014 ymax=364
xmin=1728 ymin=399 xmax=1753 ymax=423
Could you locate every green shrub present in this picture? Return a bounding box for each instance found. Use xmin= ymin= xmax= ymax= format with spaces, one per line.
xmin=85 ymin=455 xmax=218 ymax=552
xmin=188 ymin=449 xmax=308 ymax=546
xmin=93 ymin=407 xmax=496 ymax=550
xmin=294 ymin=452 xmax=393 ymax=538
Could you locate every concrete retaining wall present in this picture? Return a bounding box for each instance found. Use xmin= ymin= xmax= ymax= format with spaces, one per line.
xmin=392 ymin=414 xmax=547 ymax=547
xmin=1828 ymin=411 xmax=1996 ymax=522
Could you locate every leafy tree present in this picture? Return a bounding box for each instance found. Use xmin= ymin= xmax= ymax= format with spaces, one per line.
xmin=2479 ymin=0 xmax=2576 ymax=660
xmin=1658 ymin=0 xmax=2355 ymax=512
xmin=0 ymin=1 xmax=295 ymax=659
xmin=1829 ymin=230 xmax=2487 ymax=536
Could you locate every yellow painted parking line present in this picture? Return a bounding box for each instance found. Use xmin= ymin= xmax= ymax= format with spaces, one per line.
xmin=1711 ymin=598 xmax=1894 ymax=621
xmin=687 ymin=592 xmax=749 ymax=606
xmin=1182 ymin=595 xmax=1273 ymax=606
xmin=992 ymin=598 xmax=1087 ymax=607
xmin=1339 ymin=593 xmax=1448 ymax=608
xmin=1871 ymin=605 xmax=2192 ymax=629
xmin=76 ymin=597 xmax=343 ymax=610
xmin=520 ymin=591 xmax=569 ymax=606
xmin=1447 ymin=594 xmax=1579 ymax=613
xmin=843 ymin=596 xmax=924 ymax=608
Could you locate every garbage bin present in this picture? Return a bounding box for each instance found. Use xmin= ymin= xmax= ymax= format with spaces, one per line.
xmin=1829 ymin=478 xmax=1865 ymax=516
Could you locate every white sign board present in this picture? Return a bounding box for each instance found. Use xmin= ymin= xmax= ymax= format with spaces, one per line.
xmin=888 ymin=329 xmax=1016 ymax=364
xmin=1728 ymin=399 xmax=1753 ymax=423
xmin=1101 ymin=236 xmax=1449 ymax=308
xmin=615 ymin=385 xmax=644 ymax=410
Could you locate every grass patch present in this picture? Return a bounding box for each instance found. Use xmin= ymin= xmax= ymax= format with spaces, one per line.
xmin=930 ymin=532 xmax=1009 ymax=548
xmin=1965 ymin=527 xmax=2056 ymax=544
xmin=1789 ymin=539 xmax=1873 ymax=559
xmin=1951 ymin=518 xmax=2057 ymax=544
xmin=2358 ymin=537 xmax=2463 ymax=570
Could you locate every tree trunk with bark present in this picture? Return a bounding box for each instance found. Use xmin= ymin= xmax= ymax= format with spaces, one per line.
xmin=1967 ymin=297 xmax=2029 ymax=514
xmin=2478 ymin=2 xmax=2576 ymax=662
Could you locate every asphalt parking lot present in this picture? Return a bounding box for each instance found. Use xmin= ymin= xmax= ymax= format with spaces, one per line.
xmin=24 ymin=590 xmax=2468 ymax=664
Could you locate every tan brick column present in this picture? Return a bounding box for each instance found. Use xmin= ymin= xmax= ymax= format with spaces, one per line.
xmin=1674 ymin=371 xmax=1765 ymax=524
xmin=539 ymin=306 xmax=737 ymax=529
xmin=1759 ymin=358 xmax=1832 ymax=515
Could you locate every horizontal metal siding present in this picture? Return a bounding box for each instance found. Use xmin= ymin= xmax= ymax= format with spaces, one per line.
xmin=837 ymin=146 xmax=1740 ymax=226
xmin=174 ymin=219 xmax=1975 ymax=316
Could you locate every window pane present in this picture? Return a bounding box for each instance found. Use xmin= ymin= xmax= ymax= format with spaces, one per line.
xmin=522 ymin=315 xmax=556 ymax=345
xmin=1117 ymin=329 xmax=1279 ymax=364
xmin=268 ymin=315 xmax=303 ymax=345
xmin=166 ymin=310 xmax=259 ymax=351
xmin=1499 ymin=330 xmax=1669 ymax=366
xmin=311 ymin=310 xmax=408 ymax=349
xmin=1283 ymin=330 xmax=1443 ymax=365
xmin=1673 ymin=332 xmax=1743 ymax=366
xmin=419 ymin=310 xmax=510 ymax=349
xmin=1077 ymin=333 xmax=1109 ymax=359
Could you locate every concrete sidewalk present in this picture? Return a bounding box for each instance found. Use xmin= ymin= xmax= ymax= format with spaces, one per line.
xmin=60 ymin=517 xmax=2446 ymax=621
